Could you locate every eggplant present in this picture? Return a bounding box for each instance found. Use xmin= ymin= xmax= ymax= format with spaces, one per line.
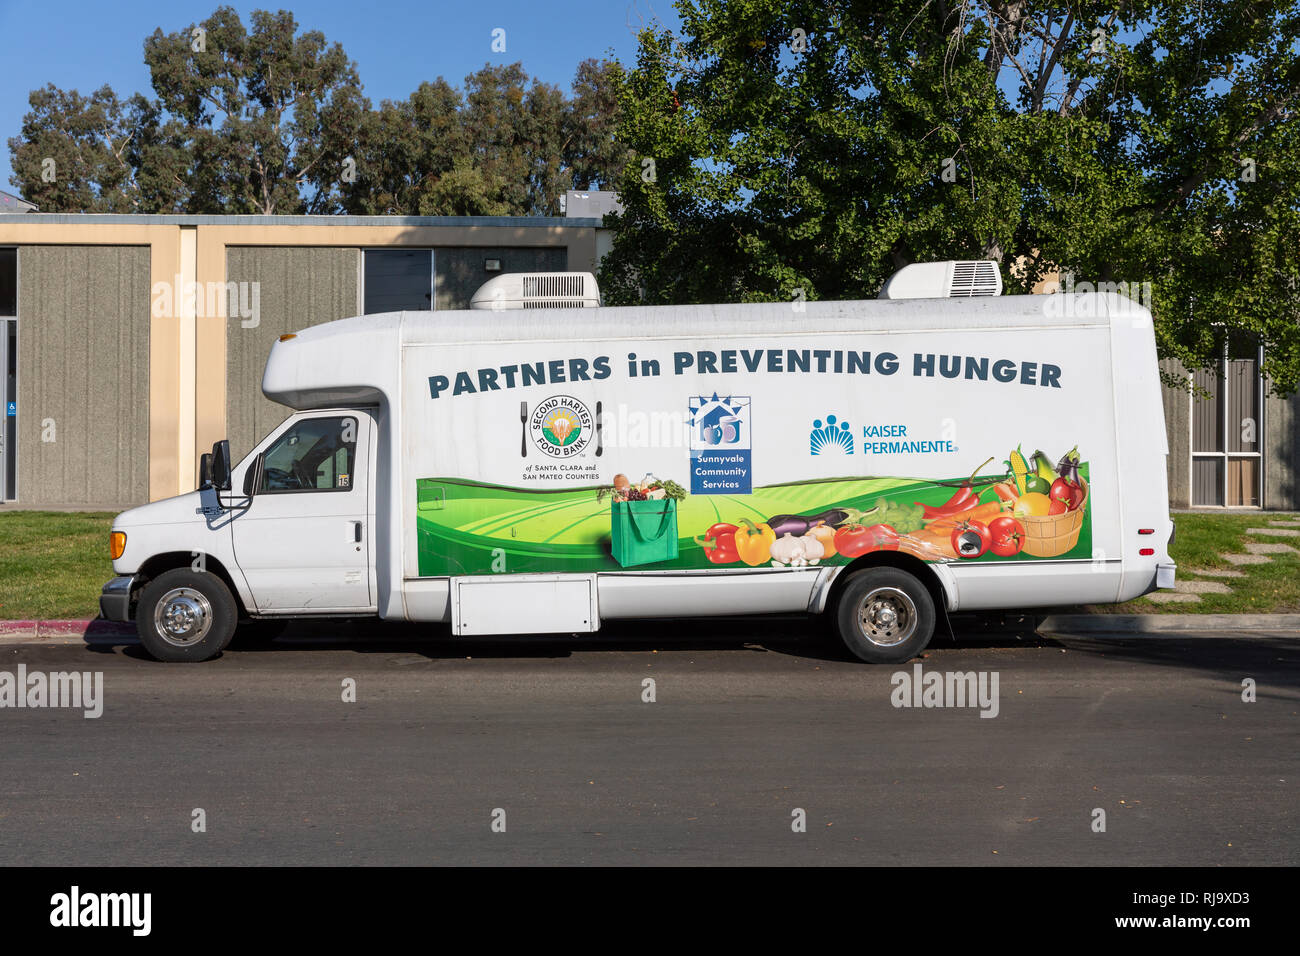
xmin=766 ymin=509 xmax=854 ymax=536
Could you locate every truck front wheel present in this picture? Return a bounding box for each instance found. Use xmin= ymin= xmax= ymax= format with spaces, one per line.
xmin=136 ymin=569 xmax=238 ymax=662
xmin=834 ymin=567 xmax=936 ymax=664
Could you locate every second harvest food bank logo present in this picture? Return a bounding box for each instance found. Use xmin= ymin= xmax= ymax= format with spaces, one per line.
xmin=688 ymin=394 xmax=751 ymax=494
xmin=529 ymin=395 xmax=593 ymax=458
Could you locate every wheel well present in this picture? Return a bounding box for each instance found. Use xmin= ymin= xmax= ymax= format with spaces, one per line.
xmin=133 ymin=552 xmax=248 ymax=617
xmin=824 ymin=552 xmax=952 ymax=623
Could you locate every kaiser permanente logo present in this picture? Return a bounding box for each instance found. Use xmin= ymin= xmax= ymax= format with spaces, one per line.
xmin=0 ymin=666 xmax=104 ymax=718
xmin=810 ymin=415 xmax=957 ymax=456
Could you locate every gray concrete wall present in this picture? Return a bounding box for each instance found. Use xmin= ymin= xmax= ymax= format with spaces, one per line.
xmin=16 ymin=245 xmax=150 ymax=507
xmin=225 ymin=247 xmax=360 ymax=460
xmin=1159 ymin=358 xmax=1191 ymax=509
xmin=434 ymin=246 xmax=566 ymax=310
xmin=1264 ymin=384 xmax=1300 ymax=510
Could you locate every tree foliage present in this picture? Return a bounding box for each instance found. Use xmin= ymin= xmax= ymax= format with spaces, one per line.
xmin=603 ymin=0 xmax=1300 ymax=393
xmin=8 ymin=6 xmax=626 ymax=217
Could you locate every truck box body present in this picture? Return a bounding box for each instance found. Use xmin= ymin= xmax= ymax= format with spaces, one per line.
xmin=105 ymin=286 xmax=1175 ymax=660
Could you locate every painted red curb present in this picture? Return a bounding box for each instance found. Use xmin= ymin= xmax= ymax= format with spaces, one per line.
xmin=0 ymin=619 xmax=136 ymax=638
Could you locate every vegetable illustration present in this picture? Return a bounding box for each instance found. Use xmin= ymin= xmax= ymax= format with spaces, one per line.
xmin=735 ymin=518 xmax=777 ymax=566
xmin=1056 ymin=446 xmax=1081 ymax=486
xmin=770 ymin=533 xmax=824 ymax=567
xmin=765 ymin=508 xmax=864 ymax=537
xmin=1049 ymin=476 xmax=1084 ymax=511
xmin=806 ymin=523 xmax=837 ymax=558
xmin=834 ymin=522 xmax=899 ymax=557
xmin=695 ymin=523 xmax=740 ymax=564
xmin=1011 ymin=492 xmax=1055 ymax=518
xmin=1032 ymin=450 xmax=1056 ymax=483
xmin=861 ymin=499 xmax=926 ymax=535
xmin=600 ymin=473 xmax=686 ymax=503
xmin=988 ymin=515 xmax=1026 ymax=557
xmin=919 ymin=457 xmax=995 ymax=518
xmin=952 ymin=519 xmax=991 ymax=558
xmin=1022 ymin=473 xmax=1050 ymax=495
xmin=1007 ymin=447 xmax=1031 ymax=495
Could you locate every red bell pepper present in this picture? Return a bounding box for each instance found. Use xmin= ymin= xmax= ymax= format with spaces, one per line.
xmin=695 ymin=523 xmax=740 ymax=563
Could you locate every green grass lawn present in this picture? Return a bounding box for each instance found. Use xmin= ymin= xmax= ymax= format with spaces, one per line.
xmin=0 ymin=511 xmax=115 ymax=619
xmin=1080 ymin=512 xmax=1300 ymax=615
xmin=0 ymin=510 xmax=1297 ymax=620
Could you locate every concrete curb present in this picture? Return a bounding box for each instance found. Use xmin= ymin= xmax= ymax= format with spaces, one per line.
xmin=0 ymin=619 xmax=136 ymax=639
xmin=1038 ymin=613 xmax=1300 ymax=633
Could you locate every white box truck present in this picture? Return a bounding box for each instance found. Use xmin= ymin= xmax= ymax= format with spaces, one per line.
xmin=101 ymin=262 xmax=1175 ymax=663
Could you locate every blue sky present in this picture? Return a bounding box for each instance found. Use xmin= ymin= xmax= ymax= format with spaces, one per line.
xmin=0 ymin=0 xmax=682 ymax=190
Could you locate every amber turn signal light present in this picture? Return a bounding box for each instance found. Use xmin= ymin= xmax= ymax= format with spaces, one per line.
xmin=278 ymin=333 xmax=297 ymax=342
xmin=110 ymin=531 xmax=127 ymax=560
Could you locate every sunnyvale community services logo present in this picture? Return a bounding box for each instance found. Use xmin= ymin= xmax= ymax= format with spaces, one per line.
xmin=530 ymin=395 xmax=593 ymax=458
xmin=810 ymin=414 xmax=855 ymax=455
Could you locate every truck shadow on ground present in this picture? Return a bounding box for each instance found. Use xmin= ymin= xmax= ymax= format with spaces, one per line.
xmin=101 ymin=611 xmax=1060 ymax=664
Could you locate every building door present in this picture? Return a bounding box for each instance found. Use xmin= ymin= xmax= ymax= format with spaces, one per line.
xmin=1191 ymin=344 xmax=1263 ymax=507
xmin=363 ymin=249 xmax=434 ymax=313
xmin=0 ymin=247 xmax=15 ymax=501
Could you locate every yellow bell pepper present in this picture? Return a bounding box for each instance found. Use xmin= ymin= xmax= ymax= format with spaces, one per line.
xmin=735 ymin=518 xmax=776 ymax=566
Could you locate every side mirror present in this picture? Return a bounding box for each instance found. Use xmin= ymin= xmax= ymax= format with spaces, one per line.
xmin=198 ymin=453 xmax=214 ymax=490
xmin=211 ymin=440 xmax=232 ymax=491
xmin=242 ymin=453 xmax=264 ymax=498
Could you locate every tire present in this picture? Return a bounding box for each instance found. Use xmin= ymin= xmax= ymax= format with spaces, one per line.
xmin=833 ymin=567 xmax=936 ymax=664
xmin=135 ymin=568 xmax=238 ymax=662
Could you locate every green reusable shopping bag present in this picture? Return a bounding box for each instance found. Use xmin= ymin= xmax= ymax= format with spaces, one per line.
xmin=610 ymin=498 xmax=679 ymax=568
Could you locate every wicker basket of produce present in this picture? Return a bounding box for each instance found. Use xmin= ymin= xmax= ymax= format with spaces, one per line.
xmin=1020 ymin=478 xmax=1088 ymax=557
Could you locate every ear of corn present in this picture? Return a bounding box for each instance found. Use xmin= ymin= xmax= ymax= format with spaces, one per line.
xmin=1008 ymin=446 xmax=1030 ymax=495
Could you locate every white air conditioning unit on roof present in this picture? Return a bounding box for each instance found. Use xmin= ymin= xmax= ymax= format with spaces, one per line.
xmin=470 ymin=272 xmax=600 ymax=310
xmin=878 ymin=260 xmax=1002 ymax=299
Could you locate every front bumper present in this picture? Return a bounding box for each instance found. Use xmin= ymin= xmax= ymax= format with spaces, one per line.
xmin=99 ymin=575 xmax=137 ymax=622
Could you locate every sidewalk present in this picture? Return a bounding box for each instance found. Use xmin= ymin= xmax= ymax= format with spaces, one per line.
xmin=1036 ymin=613 xmax=1300 ymax=634
xmin=0 ymin=620 xmax=135 ymax=641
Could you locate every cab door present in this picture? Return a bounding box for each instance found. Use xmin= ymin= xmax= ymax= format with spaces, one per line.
xmin=230 ymin=411 xmax=374 ymax=612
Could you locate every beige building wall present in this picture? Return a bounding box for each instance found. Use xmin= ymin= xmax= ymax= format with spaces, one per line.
xmin=0 ymin=216 xmax=597 ymax=506
xmin=17 ymin=245 xmax=151 ymax=507
xmin=224 ymin=246 xmax=361 ymax=460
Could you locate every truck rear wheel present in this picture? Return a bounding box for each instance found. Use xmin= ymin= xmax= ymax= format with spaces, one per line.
xmin=834 ymin=567 xmax=936 ymax=664
xmin=136 ymin=568 xmax=238 ymax=662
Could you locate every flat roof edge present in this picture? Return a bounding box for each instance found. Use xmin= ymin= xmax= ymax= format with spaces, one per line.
xmin=0 ymin=213 xmax=604 ymax=228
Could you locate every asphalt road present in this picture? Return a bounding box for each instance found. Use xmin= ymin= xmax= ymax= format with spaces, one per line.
xmin=0 ymin=618 xmax=1296 ymax=865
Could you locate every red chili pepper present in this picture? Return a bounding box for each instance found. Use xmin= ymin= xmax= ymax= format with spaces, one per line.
xmin=918 ymin=456 xmax=996 ymax=518
xmin=695 ymin=523 xmax=740 ymax=563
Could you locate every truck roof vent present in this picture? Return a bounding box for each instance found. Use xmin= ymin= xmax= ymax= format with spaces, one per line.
xmin=878 ymin=260 xmax=1003 ymax=299
xmin=470 ymin=272 xmax=600 ymax=311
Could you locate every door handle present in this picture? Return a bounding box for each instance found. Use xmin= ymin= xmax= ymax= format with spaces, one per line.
xmin=352 ymin=521 xmax=363 ymax=543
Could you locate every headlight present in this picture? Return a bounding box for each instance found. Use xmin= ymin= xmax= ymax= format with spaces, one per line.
xmin=110 ymin=531 xmax=127 ymax=560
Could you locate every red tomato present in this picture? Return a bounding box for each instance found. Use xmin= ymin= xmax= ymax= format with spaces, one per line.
xmin=1050 ymin=477 xmax=1083 ymax=511
xmin=835 ymin=523 xmax=899 ymax=557
xmin=988 ymin=515 xmax=1026 ymax=557
xmin=951 ymin=519 xmax=991 ymax=559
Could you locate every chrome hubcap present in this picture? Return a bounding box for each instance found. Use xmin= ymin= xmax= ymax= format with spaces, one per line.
xmin=857 ymin=587 xmax=917 ymax=647
xmin=154 ymin=587 xmax=212 ymax=647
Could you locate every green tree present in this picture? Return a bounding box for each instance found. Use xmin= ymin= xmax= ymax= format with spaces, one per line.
xmin=7 ymin=84 xmax=187 ymax=212
xmin=143 ymin=5 xmax=365 ymax=214
xmin=604 ymin=0 xmax=1300 ymax=393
